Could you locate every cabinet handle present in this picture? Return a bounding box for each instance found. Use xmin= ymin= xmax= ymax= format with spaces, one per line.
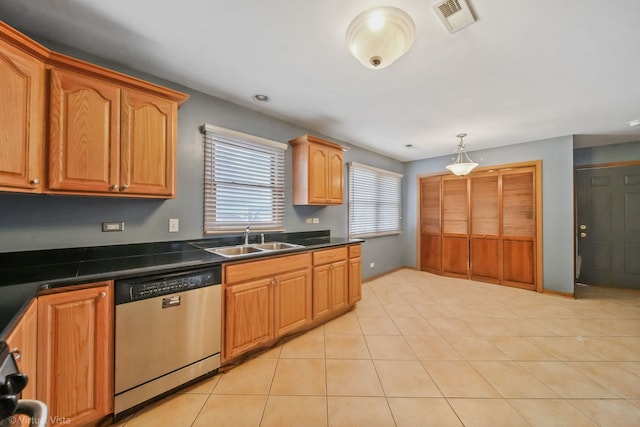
xmin=99 ymin=291 xmax=107 ymax=298
xmin=121 ymin=184 xmax=129 ymax=191
xmin=110 ymin=184 xmax=119 ymax=191
xmin=30 ymin=178 xmax=40 ymax=186
xmin=10 ymin=347 xmax=21 ymax=361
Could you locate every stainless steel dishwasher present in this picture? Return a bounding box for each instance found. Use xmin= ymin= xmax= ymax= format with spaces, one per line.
xmin=114 ymin=266 xmax=222 ymax=417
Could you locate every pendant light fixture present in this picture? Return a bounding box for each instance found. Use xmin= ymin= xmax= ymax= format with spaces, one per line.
xmin=345 ymin=6 xmax=416 ymax=69
xmin=445 ymin=133 xmax=480 ymax=176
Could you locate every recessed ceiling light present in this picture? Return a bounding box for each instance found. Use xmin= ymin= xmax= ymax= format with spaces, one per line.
xmin=628 ymin=119 xmax=640 ymax=127
xmin=253 ymin=94 xmax=269 ymax=102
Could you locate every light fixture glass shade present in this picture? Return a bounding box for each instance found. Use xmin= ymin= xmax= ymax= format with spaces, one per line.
xmin=345 ymin=7 xmax=416 ymax=69
xmin=446 ymin=133 xmax=480 ymax=176
xmin=446 ymin=161 xmax=478 ymax=176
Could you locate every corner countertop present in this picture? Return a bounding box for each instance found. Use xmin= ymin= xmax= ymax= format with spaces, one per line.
xmin=0 ymin=231 xmax=362 ymax=338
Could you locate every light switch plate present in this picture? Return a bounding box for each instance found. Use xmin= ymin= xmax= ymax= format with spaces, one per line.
xmin=169 ymin=218 xmax=179 ymax=232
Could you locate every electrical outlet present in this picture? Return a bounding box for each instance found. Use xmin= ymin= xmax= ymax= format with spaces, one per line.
xmin=169 ymin=218 xmax=179 ymax=232
xmin=312 ymin=218 xmax=319 ymax=224
xmin=305 ymin=218 xmax=313 ymax=224
xmin=369 ymin=262 xmax=375 ymax=268
xmin=102 ymin=222 xmax=124 ymax=232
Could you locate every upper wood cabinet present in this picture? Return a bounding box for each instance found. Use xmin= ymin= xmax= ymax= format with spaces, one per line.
xmin=48 ymin=68 xmax=122 ymax=194
xmin=0 ymin=22 xmax=188 ymax=198
xmin=289 ymin=135 xmax=345 ymax=205
xmin=48 ymin=68 xmax=178 ymax=197
xmin=0 ymin=23 xmax=46 ymax=193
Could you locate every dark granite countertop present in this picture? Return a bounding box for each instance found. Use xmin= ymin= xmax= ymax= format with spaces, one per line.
xmin=0 ymin=231 xmax=362 ymax=338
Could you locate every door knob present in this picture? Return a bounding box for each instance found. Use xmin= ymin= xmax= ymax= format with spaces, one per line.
xmin=579 ymin=224 xmax=587 ymax=230
xmin=580 ymin=232 xmax=587 ymax=238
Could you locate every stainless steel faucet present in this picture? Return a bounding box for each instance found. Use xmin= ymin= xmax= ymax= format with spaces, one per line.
xmin=244 ymin=226 xmax=250 ymax=245
xmin=260 ymin=233 xmax=265 ymax=244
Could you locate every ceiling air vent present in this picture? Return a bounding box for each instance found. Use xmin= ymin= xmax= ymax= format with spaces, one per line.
xmin=433 ymin=0 xmax=476 ymax=33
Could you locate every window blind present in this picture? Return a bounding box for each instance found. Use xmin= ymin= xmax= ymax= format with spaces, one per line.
xmin=202 ymin=124 xmax=287 ymax=234
xmin=349 ymin=162 xmax=402 ymax=238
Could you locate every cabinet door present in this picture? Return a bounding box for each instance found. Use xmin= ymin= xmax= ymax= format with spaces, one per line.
xmin=4 ymin=300 xmax=37 ymax=399
xmin=442 ymin=176 xmax=469 ymax=278
xmin=348 ymin=257 xmax=362 ymax=304
xmin=502 ymin=168 xmax=536 ymax=289
xmin=312 ymin=264 xmax=331 ymax=319
xmin=330 ymin=260 xmax=348 ymax=311
xmin=225 ymin=278 xmax=273 ymax=359
xmin=308 ymin=144 xmax=329 ymax=204
xmin=327 ymin=147 xmax=344 ymax=203
xmin=470 ymin=172 xmax=500 ymax=283
xmin=49 ymin=68 xmax=121 ymax=194
xmin=420 ymin=176 xmax=442 ymax=274
xmin=37 ymin=283 xmax=113 ymax=426
xmin=121 ymin=89 xmax=177 ymax=197
xmin=0 ymin=40 xmax=44 ymax=193
xmin=274 ymin=268 xmax=312 ymax=336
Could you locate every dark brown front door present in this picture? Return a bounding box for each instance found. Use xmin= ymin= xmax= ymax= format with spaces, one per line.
xmin=576 ymin=164 xmax=640 ymax=289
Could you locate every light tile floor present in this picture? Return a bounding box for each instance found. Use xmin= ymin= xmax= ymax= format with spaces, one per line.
xmin=112 ymin=269 xmax=640 ymax=427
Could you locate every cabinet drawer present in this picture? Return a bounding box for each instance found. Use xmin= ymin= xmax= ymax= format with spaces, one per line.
xmin=348 ymin=244 xmax=361 ymax=258
xmin=225 ymin=253 xmax=311 ymax=284
xmin=313 ymin=247 xmax=348 ymax=266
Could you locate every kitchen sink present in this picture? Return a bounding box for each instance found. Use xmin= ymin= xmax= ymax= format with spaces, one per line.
xmin=252 ymin=241 xmax=303 ymax=250
xmin=206 ymin=245 xmax=265 ymax=257
xmin=205 ymin=241 xmax=303 ymax=257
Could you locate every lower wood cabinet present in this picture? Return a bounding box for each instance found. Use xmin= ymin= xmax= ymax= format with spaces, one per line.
xmin=224 ymin=253 xmax=312 ymax=360
xmin=348 ymin=244 xmax=362 ymax=304
xmin=37 ymin=282 xmax=114 ymax=427
xmin=4 ymin=299 xmax=38 ymax=399
xmin=312 ymin=247 xmax=348 ymax=319
xmin=223 ymin=245 xmax=363 ymax=362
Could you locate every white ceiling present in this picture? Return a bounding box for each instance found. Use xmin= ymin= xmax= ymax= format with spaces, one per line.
xmin=1 ymin=0 xmax=639 ymax=162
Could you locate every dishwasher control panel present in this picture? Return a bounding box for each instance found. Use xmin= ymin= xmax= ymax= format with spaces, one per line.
xmin=115 ymin=266 xmax=221 ymax=304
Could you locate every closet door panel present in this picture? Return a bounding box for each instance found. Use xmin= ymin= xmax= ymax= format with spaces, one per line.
xmin=502 ymin=239 xmax=535 ymax=289
xmin=442 ymin=177 xmax=469 ymax=278
xmin=442 ymin=235 xmax=469 ymax=278
xmin=470 ymin=173 xmax=500 ymax=282
xmin=501 ymin=168 xmax=536 ymax=289
xmin=420 ymin=176 xmax=442 ymax=274
xmin=470 ymin=237 xmax=500 ymax=282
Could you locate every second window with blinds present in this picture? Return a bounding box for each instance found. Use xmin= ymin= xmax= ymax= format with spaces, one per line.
xmin=348 ymin=162 xmax=402 ymax=238
xmin=201 ymin=124 xmax=287 ymax=234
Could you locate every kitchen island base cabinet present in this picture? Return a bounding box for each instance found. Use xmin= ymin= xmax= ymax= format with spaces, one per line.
xmin=37 ymin=282 xmax=113 ymax=427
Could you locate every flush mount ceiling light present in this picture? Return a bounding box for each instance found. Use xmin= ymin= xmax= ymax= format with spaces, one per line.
xmin=345 ymin=6 xmax=416 ymax=69
xmin=445 ymin=133 xmax=481 ymax=176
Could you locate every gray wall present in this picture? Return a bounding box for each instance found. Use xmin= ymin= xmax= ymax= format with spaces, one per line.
xmin=402 ymin=136 xmax=576 ymax=293
xmin=0 ymin=38 xmax=405 ymax=280
xmin=574 ymin=140 xmax=640 ymax=166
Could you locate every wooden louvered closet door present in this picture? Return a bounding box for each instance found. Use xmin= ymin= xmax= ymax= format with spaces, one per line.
xmin=419 ymin=163 xmax=539 ymax=291
xmin=501 ymin=167 xmax=536 ymax=290
xmin=419 ymin=176 xmax=442 ymax=274
xmin=442 ymin=176 xmax=469 ymax=278
xmin=470 ymin=172 xmax=500 ymax=283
